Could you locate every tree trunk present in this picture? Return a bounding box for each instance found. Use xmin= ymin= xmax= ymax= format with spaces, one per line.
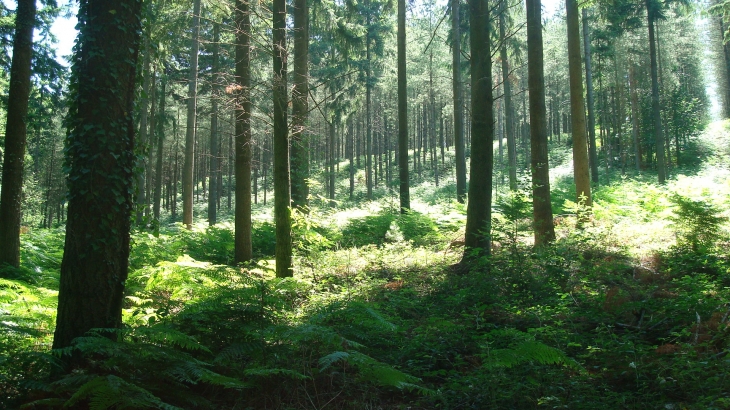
xmin=235 ymin=0 xmax=252 ymax=264
xmin=53 ymin=0 xmax=142 ymax=350
xmin=182 ymin=0 xmax=202 ymax=228
xmin=291 ymin=0 xmax=309 ymax=208
xmin=462 ymin=0 xmax=493 ymax=259
xmin=398 ymin=0 xmax=410 ymax=212
xmin=499 ymin=4 xmax=517 ymax=191
xmin=452 ymin=0 xmax=466 ymax=203
xmin=647 ymin=4 xmax=666 ymax=183
xmin=0 ymin=0 xmax=36 ymax=269
xmin=629 ymin=65 xmax=642 ymax=170
xmin=208 ymin=23 xmax=220 ymax=225
xmin=582 ymin=8 xmax=599 ymax=184
xmin=135 ymin=38 xmax=151 ymax=225
xmin=526 ymin=0 xmax=555 ymax=246
xmin=153 ymin=75 xmax=167 ymax=221
xmin=273 ymin=0 xmax=292 ymax=277
xmin=566 ymin=0 xmax=591 ymax=207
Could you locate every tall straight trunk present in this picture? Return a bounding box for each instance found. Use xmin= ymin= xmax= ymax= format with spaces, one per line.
xmin=183 ymin=0 xmax=202 ymax=228
xmin=349 ymin=117 xmax=355 ymax=200
xmin=430 ymin=54 xmax=439 ymax=187
xmin=53 ymin=0 xmax=142 ymax=350
xmin=647 ymin=6 xmax=666 ymax=183
xmin=273 ymin=0 xmax=292 ymax=277
xmin=526 ymin=0 xmax=555 ymax=246
xmin=452 ymin=0 xmax=466 ymax=203
xmin=582 ymin=8 xmax=599 ymax=184
xmin=153 ymin=75 xmax=167 ymax=221
xmin=329 ymin=119 xmax=335 ymax=206
xmin=566 ymin=0 xmax=591 ymax=207
xmin=208 ymin=23 xmax=220 ymax=225
xmin=0 ymin=0 xmax=35 ymax=269
xmin=291 ymin=0 xmax=309 ymax=208
xmin=366 ymin=32 xmax=373 ymax=200
xmin=629 ymin=65 xmax=642 ymax=170
xmin=499 ymin=4 xmax=517 ymax=191
xmin=462 ymin=0 xmax=493 ymax=259
xmin=135 ymin=39 xmax=151 ymax=225
xmin=398 ymin=0 xmax=410 ymax=211
xmin=235 ymin=0 xmax=252 ymax=264
xmin=719 ymin=16 xmax=730 ymax=118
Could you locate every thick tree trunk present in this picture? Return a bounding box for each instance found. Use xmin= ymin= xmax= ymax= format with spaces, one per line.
xmin=452 ymin=0 xmax=466 ymax=203
xmin=182 ymin=0 xmax=202 ymax=229
xmin=53 ymin=0 xmax=142 ymax=350
xmin=398 ymin=0 xmax=410 ymax=212
xmin=0 ymin=0 xmax=36 ymax=269
xmin=526 ymin=0 xmax=555 ymax=246
xmin=273 ymin=0 xmax=292 ymax=277
xmin=235 ymin=0 xmax=253 ymax=264
xmin=291 ymin=0 xmax=309 ymax=208
xmin=462 ymin=0 xmax=493 ymax=259
xmin=566 ymin=0 xmax=592 ymax=207
xmin=582 ymin=8 xmax=599 ymax=184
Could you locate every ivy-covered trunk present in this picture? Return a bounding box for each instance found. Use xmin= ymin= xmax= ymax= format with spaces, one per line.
xmin=0 ymin=0 xmax=35 ymax=269
xmin=53 ymin=0 xmax=142 ymax=350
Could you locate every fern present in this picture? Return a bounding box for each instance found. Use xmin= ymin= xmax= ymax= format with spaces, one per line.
xmin=482 ymin=331 xmax=583 ymax=372
xmin=62 ymin=375 xmax=183 ymax=410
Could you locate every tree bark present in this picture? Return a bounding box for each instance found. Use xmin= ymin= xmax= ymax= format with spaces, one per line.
xmin=0 ymin=0 xmax=36 ymax=269
xmin=452 ymin=0 xmax=466 ymax=203
xmin=462 ymin=0 xmax=493 ymax=259
xmin=291 ymin=0 xmax=309 ymax=208
xmin=499 ymin=3 xmax=517 ymax=191
xmin=273 ymin=0 xmax=292 ymax=277
xmin=135 ymin=38 xmax=151 ymax=226
xmin=566 ymin=0 xmax=592 ymax=207
xmin=526 ymin=0 xmax=555 ymax=246
xmin=208 ymin=23 xmax=220 ymax=225
xmin=582 ymin=8 xmax=599 ymax=184
xmin=182 ymin=0 xmax=202 ymax=229
xmin=398 ymin=0 xmax=410 ymax=212
xmin=647 ymin=4 xmax=666 ymax=183
xmin=235 ymin=0 xmax=253 ymax=264
xmin=153 ymin=74 xmax=167 ymax=222
xmin=53 ymin=0 xmax=142 ymax=350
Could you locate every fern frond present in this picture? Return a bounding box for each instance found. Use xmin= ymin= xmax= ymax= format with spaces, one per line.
xmin=485 ymin=340 xmax=583 ymax=372
xmin=243 ymin=367 xmax=310 ymax=380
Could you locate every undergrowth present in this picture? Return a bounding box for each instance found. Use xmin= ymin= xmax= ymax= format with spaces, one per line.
xmin=2 ymin=122 xmax=730 ymax=408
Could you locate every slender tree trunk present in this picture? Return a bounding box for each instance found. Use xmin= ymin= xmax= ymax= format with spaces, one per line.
xmin=183 ymin=0 xmax=202 ymax=228
xmin=629 ymin=65 xmax=642 ymax=170
xmin=526 ymin=0 xmax=555 ymax=246
xmin=582 ymin=8 xmax=599 ymax=184
xmin=0 ymin=0 xmax=35 ymax=269
xmin=153 ymin=75 xmax=167 ymax=221
xmin=208 ymin=23 xmax=220 ymax=225
xmin=273 ymin=0 xmax=292 ymax=277
xmin=647 ymin=5 xmax=666 ymax=183
xmin=462 ymin=0 xmax=493 ymax=260
xmin=329 ymin=120 xmax=336 ymax=206
xmin=566 ymin=0 xmax=591 ymax=207
xmin=291 ymin=0 xmax=309 ymax=208
xmin=135 ymin=38 xmax=151 ymax=225
xmin=53 ymin=0 xmax=142 ymax=350
xmin=398 ymin=0 xmax=410 ymax=211
xmin=452 ymin=0 xmax=466 ymax=203
xmin=499 ymin=4 xmax=517 ymax=191
xmin=235 ymin=0 xmax=252 ymax=264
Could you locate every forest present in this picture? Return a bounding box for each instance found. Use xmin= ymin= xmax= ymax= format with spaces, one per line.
xmin=0 ymin=0 xmax=729 ymax=407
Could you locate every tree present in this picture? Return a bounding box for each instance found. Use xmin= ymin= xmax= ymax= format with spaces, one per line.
xmin=53 ymin=0 xmax=143 ymax=350
xmin=451 ymin=0 xmax=466 ymax=203
xmin=566 ymin=0 xmax=592 ymax=207
xmin=582 ymin=8 xmax=599 ymax=184
xmin=235 ymin=0 xmax=252 ymax=264
xmin=526 ymin=0 xmax=555 ymax=246
xmin=647 ymin=0 xmax=666 ymax=183
xmin=498 ymin=0 xmax=517 ymax=191
xmin=153 ymin=72 xmax=167 ymax=222
xmin=291 ymin=0 xmax=310 ymax=209
xmin=0 ymin=0 xmax=36 ymax=269
xmin=182 ymin=0 xmax=202 ymax=229
xmin=398 ymin=0 xmax=409 ymax=212
xmin=208 ymin=22 xmax=220 ymax=225
xmin=462 ymin=0 xmax=493 ymax=259
xmin=273 ymin=0 xmax=293 ymax=277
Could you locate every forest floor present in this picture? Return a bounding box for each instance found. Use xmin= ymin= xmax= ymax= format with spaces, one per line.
xmin=2 ymin=121 xmax=730 ymax=409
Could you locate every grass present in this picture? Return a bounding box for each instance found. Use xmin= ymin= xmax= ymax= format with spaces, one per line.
xmin=1 ymin=122 xmax=730 ymax=409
